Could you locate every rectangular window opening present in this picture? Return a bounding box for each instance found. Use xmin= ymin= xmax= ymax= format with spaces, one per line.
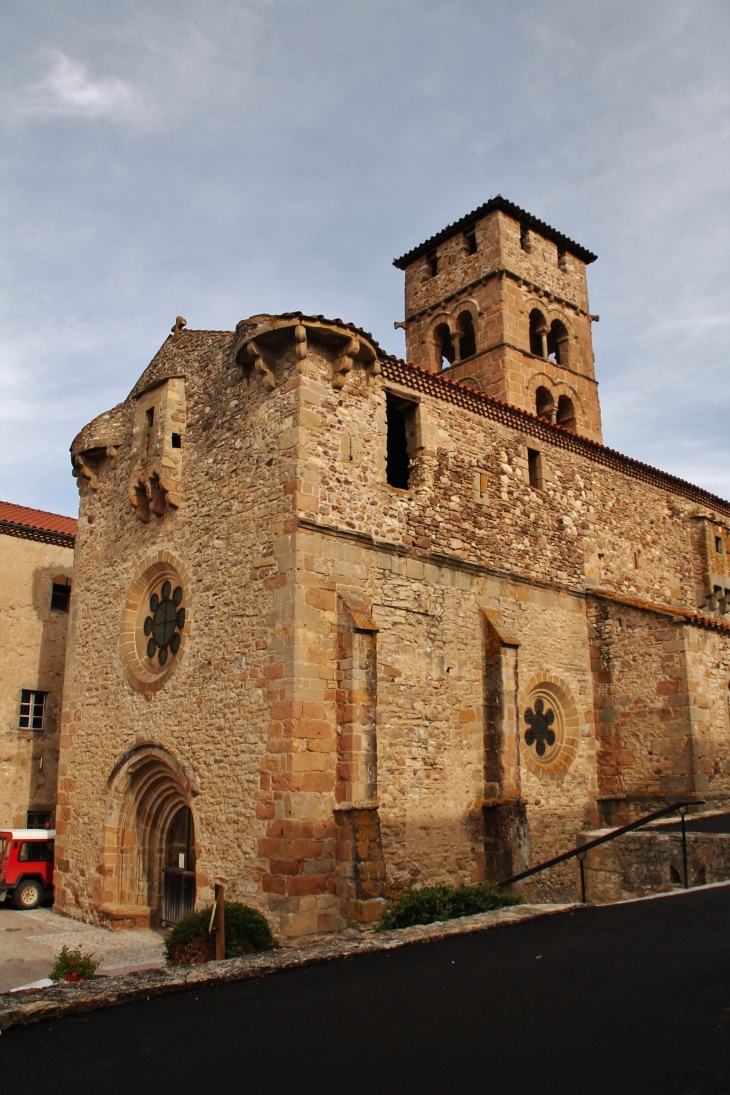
xmin=27 ymin=812 xmax=52 ymax=830
xmin=426 ymin=251 xmax=438 ymax=277
xmin=386 ymin=393 xmax=416 ymax=490
xmin=465 ymin=230 xmax=477 ymax=255
xmin=19 ymin=690 xmax=47 ymax=732
xmin=171 ymin=433 xmax=182 ymax=449
xmin=146 ymin=407 xmax=155 ymax=428
xmin=716 ymin=537 xmax=724 ymax=554
xmin=479 ymin=473 xmax=489 ymax=495
xmin=527 ymin=448 xmax=542 ymax=490
xmin=50 ymin=582 xmax=71 ymax=613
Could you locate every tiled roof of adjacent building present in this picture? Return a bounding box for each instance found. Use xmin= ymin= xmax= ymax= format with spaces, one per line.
xmin=0 ymin=501 xmax=77 ymax=547
xmin=392 ymin=195 xmax=598 ymax=269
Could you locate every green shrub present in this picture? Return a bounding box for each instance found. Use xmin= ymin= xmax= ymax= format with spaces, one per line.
xmin=50 ymin=943 xmax=101 ymax=982
xmin=376 ymin=881 xmax=522 ymax=932
xmin=164 ymin=902 xmax=275 ymax=966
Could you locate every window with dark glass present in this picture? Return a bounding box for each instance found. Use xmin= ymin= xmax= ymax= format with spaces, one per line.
xmin=19 ymin=690 xmax=46 ymax=731
xmin=27 ymin=812 xmax=52 ymax=829
xmin=18 ymin=841 xmax=54 ymax=862
xmin=50 ymin=583 xmax=70 ymax=612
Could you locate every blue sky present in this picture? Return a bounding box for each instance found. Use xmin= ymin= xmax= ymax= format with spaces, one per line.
xmin=1 ymin=0 xmax=728 ymax=517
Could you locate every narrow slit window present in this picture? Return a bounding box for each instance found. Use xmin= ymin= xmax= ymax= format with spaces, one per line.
xmin=426 ymin=251 xmax=438 ymax=277
xmin=716 ymin=537 xmax=724 ymax=554
xmin=50 ymin=583 xmax=70 ymax=613
xmin=146 ymin=408 xmax=154 ymax=428
xmin=465 ymin=230 xmax=477 ymax=255
xmin=19 ymin=690 xmax=47 ymax=731
xmin=386 ymin=393 xmax=416 ymax=490
xmin=171 ymin=433 xmax=182 ymax=449
xmin=528 ymin=448 xmax=542 ymax=490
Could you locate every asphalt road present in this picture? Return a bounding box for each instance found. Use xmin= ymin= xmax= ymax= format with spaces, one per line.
xmin=2 ymin=885 xmax=729 ymax=1095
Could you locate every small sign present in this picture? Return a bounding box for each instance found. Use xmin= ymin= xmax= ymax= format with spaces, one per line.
xmin=178 ymin=853 xmax=185 ymax=869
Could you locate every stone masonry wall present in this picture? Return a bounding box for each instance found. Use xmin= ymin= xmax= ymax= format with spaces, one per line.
xmin=0 ymin=533 xmax=73 ymax=828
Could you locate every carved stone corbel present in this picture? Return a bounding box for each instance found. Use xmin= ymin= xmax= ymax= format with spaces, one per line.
xmin=294 ymin=324 xmax=308 ymax=375
xmin=332 ymin=338 xmax=359 ymax=390
xmin=73 ymin=454 xmax=99 ymax=491
xmin=247 ymin=340 xmax=276 ymax=390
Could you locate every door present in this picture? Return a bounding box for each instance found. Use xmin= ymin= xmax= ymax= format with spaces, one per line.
xmin=162 ymin=806 xmax=196 ymax=925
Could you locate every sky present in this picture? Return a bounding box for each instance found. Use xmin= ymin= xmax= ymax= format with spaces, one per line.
xmin=1 ymin=0 xmax=728 ymax=518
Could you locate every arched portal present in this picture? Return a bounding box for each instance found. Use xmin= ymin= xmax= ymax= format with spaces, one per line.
xmin=103 ymin=744 xmax=197 ymax=925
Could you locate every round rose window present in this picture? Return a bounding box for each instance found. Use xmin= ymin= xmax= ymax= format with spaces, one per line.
xmin=143 ymin=581 xmax=185 ymax=667
xmin=121 ymin=552 xmax=191 ymax=694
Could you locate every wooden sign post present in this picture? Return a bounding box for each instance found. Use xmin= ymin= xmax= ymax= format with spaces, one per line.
xmin=214 ymin=883 xmax=225 ymax=960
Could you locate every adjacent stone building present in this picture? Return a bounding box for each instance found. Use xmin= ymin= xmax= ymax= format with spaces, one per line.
xmin=55 ymin=197 xmax=730 ymax=939
xmin=0 ymin=502 xmax=76 ymax=829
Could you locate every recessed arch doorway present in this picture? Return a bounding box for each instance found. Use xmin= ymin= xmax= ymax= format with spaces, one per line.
xmin=103 ymin=744 xmax=197 ymax=926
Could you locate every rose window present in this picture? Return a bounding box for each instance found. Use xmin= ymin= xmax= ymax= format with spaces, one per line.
xmin=143 ymin=581 xmax=185 ymax=667
xmin=524 ymin=698 xmax=555 ymax=757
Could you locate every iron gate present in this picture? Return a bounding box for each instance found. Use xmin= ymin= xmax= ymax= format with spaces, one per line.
xmin=162 ymin=866 xmax=196 ymax=925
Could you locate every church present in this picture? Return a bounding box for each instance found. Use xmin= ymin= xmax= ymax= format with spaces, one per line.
xmin=55 ymin=196 xmax=730 ymax=940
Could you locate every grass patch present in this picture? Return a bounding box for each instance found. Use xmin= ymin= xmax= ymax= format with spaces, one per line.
xmin=165 ymin=902 xmax=276 ymax=966
xmin=376 ymin=881 xmax=522 ymax=932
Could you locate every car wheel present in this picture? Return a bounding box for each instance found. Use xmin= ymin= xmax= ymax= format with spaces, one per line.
xmin=14 ymin=880 xmax=43 ymax=910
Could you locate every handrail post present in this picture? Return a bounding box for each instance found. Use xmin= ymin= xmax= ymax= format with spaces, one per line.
xmin=679 ymin=806 xmax=689 ymax=889
xmin=577 ymin=850 xmax=586 ymax=904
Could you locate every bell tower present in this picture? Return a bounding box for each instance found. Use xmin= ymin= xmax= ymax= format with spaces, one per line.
xmin=393 ymin=196 xmax=603 ymax=443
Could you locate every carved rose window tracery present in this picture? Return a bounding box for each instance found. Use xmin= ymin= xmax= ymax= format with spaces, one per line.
xmin=143 ymin=581 xmax=185 ymax=667
xmin=524 ymin=698 xmax=556 ymax=757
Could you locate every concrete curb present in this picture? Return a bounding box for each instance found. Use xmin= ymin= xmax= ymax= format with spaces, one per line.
xmin=0 ymin=902 xmax=574 ymax=1032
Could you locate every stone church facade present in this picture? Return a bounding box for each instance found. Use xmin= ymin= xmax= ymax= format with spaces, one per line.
xmin=55 ymin=196 xmax=730 ymax=939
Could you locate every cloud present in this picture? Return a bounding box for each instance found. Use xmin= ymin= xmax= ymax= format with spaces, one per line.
xmin=8 ymin=50 xmax=140 ymax=121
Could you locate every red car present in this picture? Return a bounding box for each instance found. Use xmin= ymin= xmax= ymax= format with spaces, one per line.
xmin=0 ymin=829 xmax=55 ymax=909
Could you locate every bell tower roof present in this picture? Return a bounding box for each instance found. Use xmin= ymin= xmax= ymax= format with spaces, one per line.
xmin=393 ymin=195 xmax=597 ymax=270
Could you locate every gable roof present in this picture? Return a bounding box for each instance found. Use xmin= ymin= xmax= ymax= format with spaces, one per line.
xmin=0 ymin=501 xmax=77 ymax=547
xmin=393 ymin=195 xmax=597 ymax=269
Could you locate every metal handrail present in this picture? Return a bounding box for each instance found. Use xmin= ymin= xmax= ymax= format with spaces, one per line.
xmin=498 ymin=799 xmax=706 ymax=903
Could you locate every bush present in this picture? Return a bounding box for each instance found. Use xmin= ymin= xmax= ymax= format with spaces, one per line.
xmin=50 ymin=944 xmax=101 ymax=982
xmin=376 ymin=881 xmax=522 ymax=932
xmin=164 ymin=902 xmax=275 ymax=966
